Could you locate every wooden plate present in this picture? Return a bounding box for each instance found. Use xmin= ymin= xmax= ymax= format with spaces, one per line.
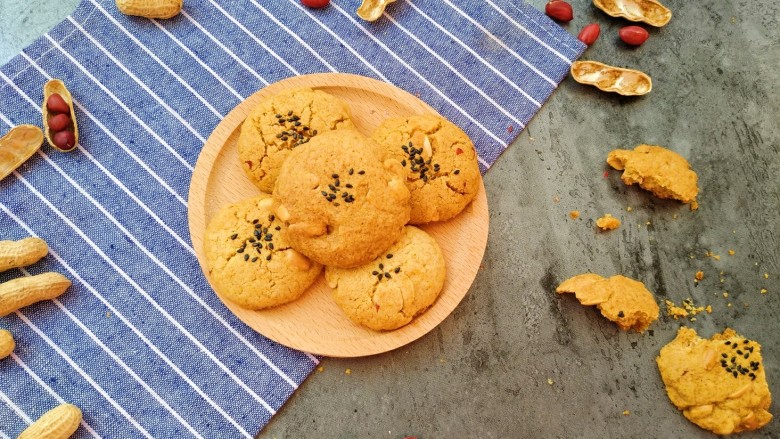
xmin=188 ymin=73 xmax=488 ymax=357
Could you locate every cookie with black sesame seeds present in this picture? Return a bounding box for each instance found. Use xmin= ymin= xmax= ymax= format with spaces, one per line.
xmin=273 ymin=129 xmax=410 ymax=268
xmin=204 ymin=193 xmax=322 ymax=309
xmin=657 ymin=327 xmax=772 ymax=435
xmin=325 ymin=226 xmax=446 ymax=331
xmin=237 ymin=87 xmax=354 ymax=193
xmin=371 ymin=114 xmax=481 ymax=224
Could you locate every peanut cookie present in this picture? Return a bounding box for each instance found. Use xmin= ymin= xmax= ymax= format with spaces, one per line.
xmin=204 ymin=194 xmax=322 ymax=309
xmin=371 ymin=114 xmax=480 ymax=224
xmin=237 ymin=87 xmax=354 ymax=193
xmin=657 ymin=327 xmax=772 ymax=435
xmin=274 ymin=129 xmax=410 ymax=268
xmin=607 ymin=144 xmax=699 ymax=210
xmin=325 ymin=226 xmax=446 ymax=331
xmin=556 ymin=273 xmax=659 ymax=332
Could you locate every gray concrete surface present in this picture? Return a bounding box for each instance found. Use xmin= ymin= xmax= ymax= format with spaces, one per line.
xmin=3 ymin=1 xmax=779 ymax=438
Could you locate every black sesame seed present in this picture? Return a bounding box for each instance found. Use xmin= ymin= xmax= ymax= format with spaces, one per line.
xmin=281 ymin=136 xmax=288 ymax=141
xmin=275 ymin=226 xmax=281 ymax=231
xmin=358 ymin=170 xmax=365 ymax=175
xmin=744 ymin=340 xmax=749 ymax=344
xmin=329 ymin=184 xmax=336 ymax=191
xmin=333 ymin=202 xmax=340 ymax=206
xmin=248 ymin=238 xmax=256 ymax=243
xmin=617 ymin=311 xmax=625 ymax=318
xmin=402 ymin=145 xmax=408 ymax=151
xmin=348 ymin=168 xmax=354 ymax=175
xmin=255 ymin=223 xmax=262 ymax=228
xmin=745 ymin=353 xmax=750 ymax=359
xmin=372 ymin=271 xmax=379 ymax=275
xmin=244 ymin=254 xmax=249 ymax=261
xmin=266 ymin=254 xmax=272 ymax=260
xmin=335 ymin=179 xmax=340 ymax=187
xmin=394 ymin=267 xmax=400 ymax=273
xmin=275 ymin=114 xmax=282 ymax=118
xmin=345 ymin=184 xmax=353 ymax=189
xmin=230 ymin=233 xmax=238 ymax=240
xmin=401 ymin=160 xmax=407 ymax=166
xmin=748 ymin=347 xmax=754 ymax=352
xmin=379 ymin=264 xmax=384 ymax=270
xmin=322 ymin=191 xmax=328 ymax=197
xmin=722 ymin=353 xmax=728 ymax=358
xmin=287 ymin=110 xmax=293 ymax=116
xmin=251 ymin=257 xmax=258 ymax=262
xmin=454 ymin=169 xmax=460 ymax=174
xmin=377 ymin=274 xmax=383 ymax=281
xmin=733 ymin=371 xmax=739 ymax=378
xmin=737 ymin=350 xmax=743 ymax=355
xmin=237 ymin=247 xmax=245 ymax=253
xmin=731 ymin=357 xmax=736 ymax=363
xmin=385 ymin=273 xmax=391 ymax=279
xmin=725 ymin=341 xmax=732 ymax=345
xmin=332 ymin=173 xmax=339 ymax=179
xmin=268 ymin=243 xmax=274 ymax=250
xmin=263 ymin=228 xmax=268 ymax=234
xmin=269 ymin=215 xmax=275 ymax=222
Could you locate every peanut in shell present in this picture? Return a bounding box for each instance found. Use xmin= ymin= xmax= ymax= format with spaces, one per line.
xmin=17 ymin=404 xmax=82 ymax=439
xmin=592 ymin=0 xmax=671 ymax=27
xmin=570 ymin=60 xmax=652 ymax=96
xmin=42 ymin=80 xmax=79 ymax=152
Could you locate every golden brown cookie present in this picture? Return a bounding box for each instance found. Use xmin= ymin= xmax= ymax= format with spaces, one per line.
xmin=273 ymin=129 xmax=410 ymax=268
xmin=657 ymin=327 xmax=772 ymax=435
xmin=371 ymin=114 xmax=480 ymax=224
xmin=204 ymin=194 xmax=322 ymax=309
xmin=556 ymin=273 xmax=659 ymax=332
xmin=237 ymin=87 xmax=354 ymax=193
xmin=607 ymin=144 xmax=699 ymax=210
xmin=325 ymin=226 xmax=446 ymax=331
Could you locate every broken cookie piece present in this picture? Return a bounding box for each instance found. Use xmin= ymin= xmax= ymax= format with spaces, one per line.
xmin=556 ymin=273 xmax=659 ymax=332
xmin=607 ymin=145 xmax=699 ymax=210
xmin=596 ymin=214 xmax=621 ymax=231
xmin=657 ymin=327 xmax=772 ymax=435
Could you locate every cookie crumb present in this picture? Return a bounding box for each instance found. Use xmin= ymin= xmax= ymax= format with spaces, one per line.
xmin=760 ymin=289 xmax=768 ymax=295
xmin=764 ymin=273 xmax=769 ymax=279
xmin=317 ymin=366 xmax=324 ymax=372
xmin=547 ymin=378 xmax=554 ymax=385
xmin=569 ymin=210 xmax=580 ymax=220
xmin=626 ymin=206 xmax=633 ymax=212
xmin=705 ymin=251 xmax=721 ymax=260
xmin=705 ymin=305 xmax=712 ymax=313
xmin=728 ymin=249 xmax=736 ymax=256
xmin=553 ymin=196 xmax=560 ymax=203
xmin=596 ymin=214 xmax=621 ymax=231
xmin=345 ymin=368 xmax=352 ymax=375
xmin=665 ymin=298 xmax=706 ymax=320
xmin=622 ymin=410 xmax=630 ymax=416
xmin=723 ymin=292 xmax=729 ymax=298
xmin=695 ymin=271 xmax=704 ymax=281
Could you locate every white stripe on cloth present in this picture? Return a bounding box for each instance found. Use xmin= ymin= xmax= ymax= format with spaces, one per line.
xmin=178 ymin=10 xmax=269 ymax=84
xmin=10 ymin=353 xmax=102 ymax=438
xmin=0 ymin=204 xmax=253 ymax=438
xmin=0 ymin=389 xmax=33 ymax=423
xmin=492 ymin=0 xmax=581 ymax=59
xmin=403 ymin=0 xmax=541 ymax=109
xmin=442 ymin=0 xmax=560 ymax=84
xmin=329 ymin=0 xmax=505 ymax=154
xmin=8 ymin=170 xmax=279 ymax=415
xmin=88 ymin=0 xmax=225 ymax=118
xmin=0 ymin=430 xmax=11 ymax=439
xmin=382 ymin=11 xmax=528 ymax=128
xmin=15 ymin=310 xmax=155 ymax=438
xmin=1 ymin=63 xmax=190 ymax=214
xmin=283 ymin=0 xmax=389 ymax=82
xmin=64 ymin=18 xmax=208 ymax=142
xmin=249 ymin=0 xmax=337 ymax=73
xmin=34 ymin=40 xmax=195 ymax=172
xmin=148 ymin=18 xmax=245 ymax=100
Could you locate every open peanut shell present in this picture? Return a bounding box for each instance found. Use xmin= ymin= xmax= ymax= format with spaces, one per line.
xmin=0 ymin=125 xmax=43 ymax=182
xmin=42 ymin=79 xmax=79 ymax=152
xmin=593 ymin=0 xmax=671 ymax=27
xmin=570 ymin=61 xmax=652 ymax=96
xmin=356 ymin=0 xmax=397 ymax=22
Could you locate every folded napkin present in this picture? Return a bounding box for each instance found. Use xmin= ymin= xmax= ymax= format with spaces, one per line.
xmin=0 ymin=0 xmax=584 ymax=436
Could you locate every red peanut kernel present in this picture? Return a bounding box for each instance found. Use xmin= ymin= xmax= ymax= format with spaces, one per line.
xmin=545 ymin=1 xmax=573 ymax=22
xmin=619 ymin=26 xmax=650 ymax=46
xmin=46 ymin=93 xmax=70 ymax=114
xmin=578 ymin=23 xmax=601 ymax=46
xmin=48 ymin=114 xmax=71 ymax=132
xmin=300 ymin=0 xmax=329 ymax=8
xmin=53 ymin=131 xmax=76 ymax=150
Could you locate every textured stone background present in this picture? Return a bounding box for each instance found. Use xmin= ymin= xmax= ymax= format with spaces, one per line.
xmin=2 ymin=1 xmax=778 ymax=438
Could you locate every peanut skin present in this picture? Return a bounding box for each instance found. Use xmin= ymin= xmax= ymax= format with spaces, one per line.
xmin=0 ymin=272 xmax=71 ymax=317
xmin=0 ymin=329 xmax=14 ymax=359
xmin=0 ymin=237 xmax=48 ymax=273
xmin=17 ymin=404 xmax=82 ymax=439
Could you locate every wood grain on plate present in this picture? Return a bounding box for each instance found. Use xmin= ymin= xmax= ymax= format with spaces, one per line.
xmin=188 ymin=73 xmax=488 ymax=357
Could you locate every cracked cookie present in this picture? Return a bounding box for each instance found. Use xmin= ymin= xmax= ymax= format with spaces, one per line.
xmin=237 ymin=87 xmax=354 ymax=193
xmin=325 ymin=226 xmax=446 ymax=331
xmin=371 ymin=114 xmax=480 ymax=224
xmin=273 ymin=129 xmax=410 ymax=268
xmin=204 ymin=194 xmax=322 ymax=309
xmin=657 ymin=327 xmax=772 ymax=435
xmin=556 ymin=273 xmax=659 ymax=332
xmin=607 ymin=144 xmax=699 ymax=210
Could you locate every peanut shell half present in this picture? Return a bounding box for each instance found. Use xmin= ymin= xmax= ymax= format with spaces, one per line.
xmin=42 ymin=79 xmax=79 ymax=152
xmin=570 ymin=61 xmax=652 ymax=96
xmin=0 ymin=125 xmax=43 ymax=181
xmin=593 ymin=0 xmax=671 ymax=27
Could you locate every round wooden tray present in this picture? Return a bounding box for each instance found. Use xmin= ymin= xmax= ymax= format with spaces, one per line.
xmin=188 ymin=73 xmax=489 ymax=357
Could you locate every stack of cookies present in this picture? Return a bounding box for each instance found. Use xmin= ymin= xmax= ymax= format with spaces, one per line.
xmin=204 ymin=87 xmax=481 ymax=331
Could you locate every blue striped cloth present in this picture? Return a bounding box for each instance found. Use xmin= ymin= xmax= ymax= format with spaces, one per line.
xmin=0 ymin=0 xmax=584 ymax=437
